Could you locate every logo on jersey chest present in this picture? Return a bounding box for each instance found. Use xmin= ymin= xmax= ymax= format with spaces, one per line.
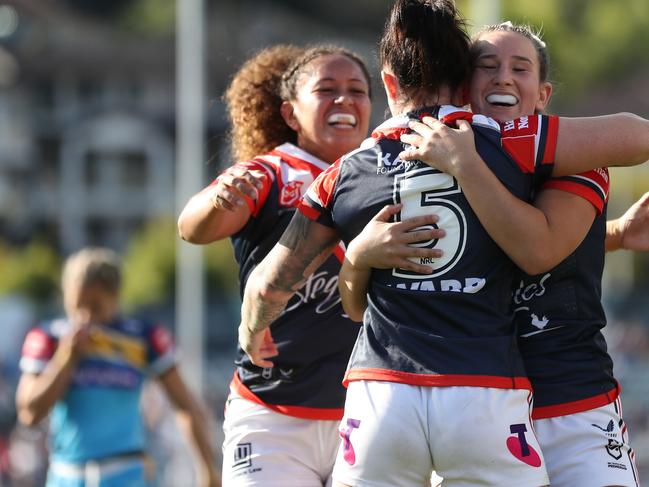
xmin=376 ymin=152 xmax=420 ymax=175
xmin=530 ymin=314 xmax=549 ymax=329
xmin=279 ymin=180 xmax=304 ymax=206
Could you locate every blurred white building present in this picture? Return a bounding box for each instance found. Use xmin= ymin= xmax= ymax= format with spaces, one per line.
xmin=0 ymin=0 xmax=177 ymax=253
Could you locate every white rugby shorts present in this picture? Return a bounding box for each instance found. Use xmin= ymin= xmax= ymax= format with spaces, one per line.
xmin=222 ymin=394 xmax=340 ymax=487
xmin=534 ymin=397 xmax=639 ymax=486
xmin=332 ymin=380 xmax=549 ymax=487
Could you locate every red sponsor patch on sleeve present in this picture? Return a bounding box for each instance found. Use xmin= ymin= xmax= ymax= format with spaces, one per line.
xmin=22 ymin=329 xmax=56 ymax=360
xmin=501 ymin=136 xmax=536 ymax=173
xmin=500 ymin=116 xmax=542 ymax=173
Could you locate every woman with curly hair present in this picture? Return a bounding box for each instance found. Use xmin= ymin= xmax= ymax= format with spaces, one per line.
xmin=178 ymin=44 xmax=372 ymax=486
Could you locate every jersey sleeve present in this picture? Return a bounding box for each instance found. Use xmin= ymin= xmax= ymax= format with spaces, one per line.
xmin=211 ymin=160 xmax=275 ymax=217
xmin=297 ymin=159 xmax=342 ymax=228
xmin=500 ymin=115 xmax=559 ymax=179
xmin=146 ymin=324 xmax=176 ymax=377
xmin=541 ymin=168 xmax=610 ymax=214
xmin=19 ymin=328 xmax=57 ymax=374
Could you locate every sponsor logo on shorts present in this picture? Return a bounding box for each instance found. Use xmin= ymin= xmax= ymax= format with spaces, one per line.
xmin=606 ymin=439 xmax=623 ymax=461
xmin=591 ymin=421 xmax=628 ymax=467
xmin=506 ymin=424 xmax=542 ymax=467
xmin=231 ymin=442 xmax=262 ymax=477
xmin=592 ymin=420 xmax=615 ymax=433
xmin=233 ymin=443 xmax=252 ymax=470
xmin=339 ymin=418 xmax=361 ymax=465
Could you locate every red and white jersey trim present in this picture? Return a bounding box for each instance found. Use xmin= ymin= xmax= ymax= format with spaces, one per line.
xmin=213 ymin=143 xmax=330 ymax=217
xmin=542 ymin=168 xmax=610 ymax=214
xmin=301 ymin=160 xmax=342 ymax=217
xmin=499 ymin=115 xmax=559 ymax=173
xmin=370 ymin=106 xmax=558 ymax=174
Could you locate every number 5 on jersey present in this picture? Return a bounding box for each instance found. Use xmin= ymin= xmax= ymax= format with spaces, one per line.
xmin=393 ymin=167 xmax=467 ymax=279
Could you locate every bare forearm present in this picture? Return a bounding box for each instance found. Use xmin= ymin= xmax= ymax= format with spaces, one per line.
xmin=241 ymin=213 xmax=341 ymax=335
xmin=555 ymin=114 xmax=649 ymax=176
xmin=338 ymin=265 xmax=370 ymax=322
xmin=339 ymin=250 xmax=371 ymax=322
xmin=175 ymin=409 xmax=220 ymax=485
xmin=178 ymin=186 xmax=250 ymax=244
xmin=605 ymin=219 xmax=623 ymax=252
xmin=240 ymin=261 xmax=297 ymax=335
xmin=16 ymin=350 xmax=77 ymax=425
xmin=453 ymin=154 xmax=557 ymax=274
xmin=159 ymin=367 xmax=219 ymax=487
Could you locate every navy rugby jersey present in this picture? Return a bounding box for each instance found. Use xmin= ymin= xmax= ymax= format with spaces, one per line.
xmin=226 ymin=143 xmax=358 ymax=420
xmin=299 ymin=106 xmax=559 ymax=390
xmin=20 ymin=317 xmax=175 ymax=462
xmin=514 ymin=168 xmax=618 ymax=418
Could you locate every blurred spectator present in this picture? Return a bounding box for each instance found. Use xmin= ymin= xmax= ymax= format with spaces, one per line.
xmin=14 ymin=247 xmax=219 ymax=487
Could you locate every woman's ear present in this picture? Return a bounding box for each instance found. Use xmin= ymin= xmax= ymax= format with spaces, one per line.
xmin=381 ymin=69 xmax=399 ymax=105
xmin=280 ymin=101 xmax=300 ymax=132
xmin=535 ymin=81 xmax=553 ymax=112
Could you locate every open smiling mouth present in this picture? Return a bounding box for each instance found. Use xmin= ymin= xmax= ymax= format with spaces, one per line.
xmin=327 ymin=113 xmax=357 ymax=128
xmin=486 ymin=93 xmax=519 ymax=107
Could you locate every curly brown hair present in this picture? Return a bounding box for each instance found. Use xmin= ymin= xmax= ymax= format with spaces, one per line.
xmin=224 ymin=44 xmax=304 ymax=162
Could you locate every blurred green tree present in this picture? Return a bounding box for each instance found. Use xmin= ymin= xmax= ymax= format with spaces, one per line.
xmin=499 ymin=0 xmax=649 ymax=105
xmin=121 ymin=218 xmax=240 ymax=311
xmin=0 ymin=241 xmax=61 ymax=304
xmin=119 ymin=0 xmax=176 ymax=35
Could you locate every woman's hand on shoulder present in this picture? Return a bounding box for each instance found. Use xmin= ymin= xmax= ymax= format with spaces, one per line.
xmin=399 ymin=116 xmax=478 ymax=178
xmin=211 ymin=165 xmax=265 ymax=211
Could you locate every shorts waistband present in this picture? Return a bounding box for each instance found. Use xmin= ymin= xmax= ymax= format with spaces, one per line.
xmin=50 ymin=451 xmax=145 ymax=479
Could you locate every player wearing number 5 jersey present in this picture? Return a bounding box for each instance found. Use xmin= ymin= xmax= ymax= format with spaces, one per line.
xmin=302 ymin=105 xmax=557 ymax=388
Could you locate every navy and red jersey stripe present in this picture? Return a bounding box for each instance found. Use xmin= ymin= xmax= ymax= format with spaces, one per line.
xmin=542 ymin=167 xmax=609 ymax=214
xmin=300 ymin=105 xmax=559 ymax=390
xmin=515 ymin=167 xmax=616 ymax=418
xmin=227 ymin=143 xmax=358 ymax=419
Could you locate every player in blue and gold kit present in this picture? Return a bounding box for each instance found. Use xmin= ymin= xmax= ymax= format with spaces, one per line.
xmin=16 ymin=248 xmax=218 ymax=487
